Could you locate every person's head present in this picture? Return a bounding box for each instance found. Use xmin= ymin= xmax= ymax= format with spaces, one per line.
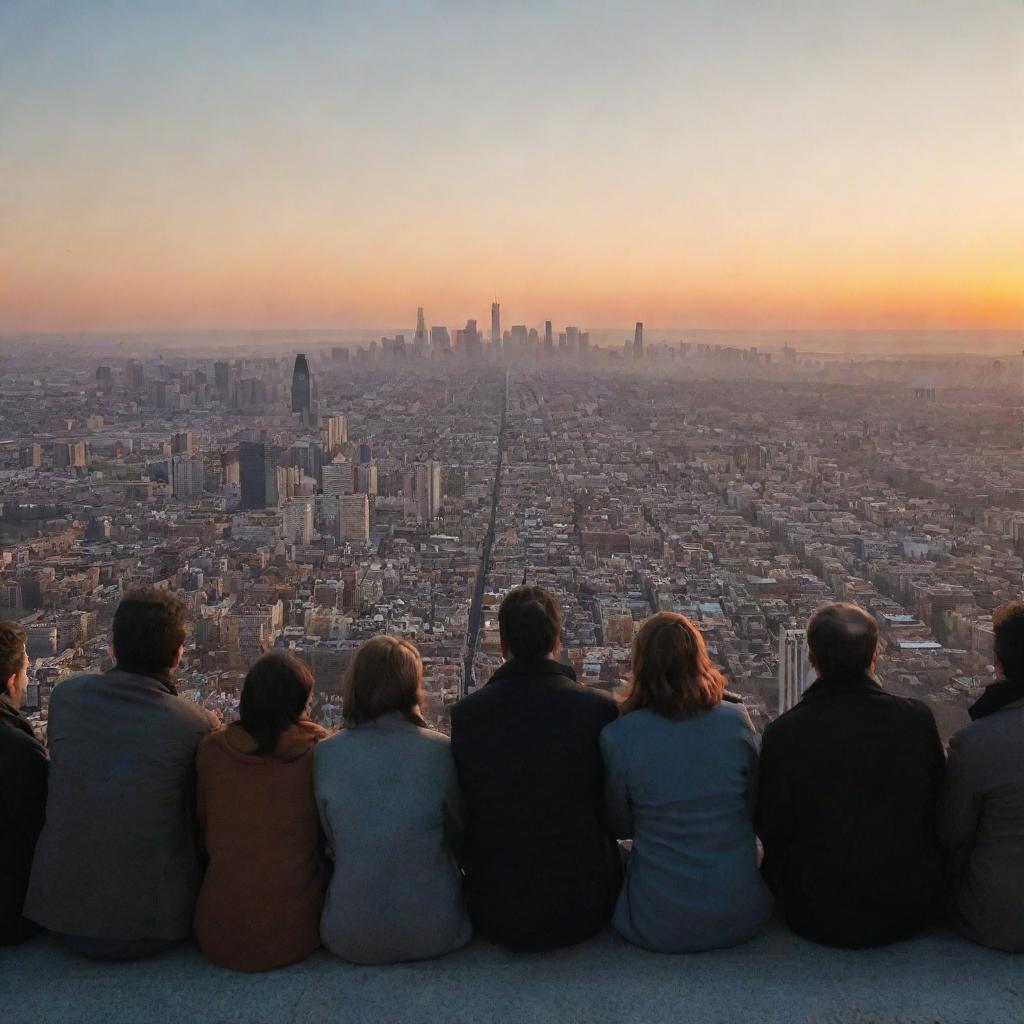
xmin=806 ymin=603 xmax=879 ymax=682
xmin=0 ymin=621 xmax=29 ymax=709
xmin=342 ymin=635 xmax=424 ymax=726
xmin=112 ymin=587 xmax=187 ymax=676
xmin=992 ymin=601 xmax=1024 ymax=679
xmin=239 ymin=650 xmax=315 ymax=755
xmin=497 ymin=585 xmax=561 ymax=663
xmin=620 ymin=612 xmax=726 ymax=718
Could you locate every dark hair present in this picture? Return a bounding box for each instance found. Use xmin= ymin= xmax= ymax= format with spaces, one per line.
xmin=993 ymin=601 xmax=1024 ymax=678
xmin=342 ymin=635 xmax=424 ymax=726
xmin=498 ymin=585 xmax=561 ymax=663
xmin=239 ymin=651 xmax=315 ymax=755
xmin=620 ymin=612 xmax=726 ymax=718
xmin=0 ymin=621 xmax=27 ymax=684
xmin=112 ymin=587 xmax=187 ymax=675
xmin=806 ymin=603 xmax=879 ymax=682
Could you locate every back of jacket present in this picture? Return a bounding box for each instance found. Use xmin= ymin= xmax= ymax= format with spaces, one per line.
xmin=0 ymin=699 xmax=48 ymax=944
xmin=755 ymin=675 xmax=944 ymax=948
xmin=314 ymin=715 xmax=470 ymax=965
xmin=449 ymin=659 xmax=621 ymax=951
xmin=25 ymin=668 xmax=214 ymax=941
xmin=940 ymin=696 xmax=1024 ymax=951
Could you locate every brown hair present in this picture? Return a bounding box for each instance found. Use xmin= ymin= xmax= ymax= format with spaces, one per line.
xmin=619 ymin=612 xmax=726 ymax=719
xmin=0 ymin=621 xmax=27 ymax=684
xmin=342 ymin=635 xmax=425 ymax=726
xmin=240 ymin=650 xmax=315 ymax=755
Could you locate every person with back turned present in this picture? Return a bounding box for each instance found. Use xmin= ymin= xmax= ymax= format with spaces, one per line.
xmin=450 ymin=585 xmax=621 ymax=951
xmin=755 ymin=602 xmax=945 ymax=948
xmin=939 ymin=600 xmax=1024 ymax=951
xmin=0 ymin=621 xmax=48 ymax=945
xmin=26 ymin=587 xmax=217 ymax=959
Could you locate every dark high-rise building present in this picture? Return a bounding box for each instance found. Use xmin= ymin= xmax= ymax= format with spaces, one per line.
xmin=291 ymin=353 xmax=312 ymax=418
xmin=544 ymin=320 xmax=553 ymax=354
xmin=491 ymin=301 xmax=501 ymax=350
xmin=634 ymin=321 xmax=644 ymax=359
xmin=239 ymin=441 xmax=276 ymax=510
xmin=214 ymin=361 xmax=230 ymax=398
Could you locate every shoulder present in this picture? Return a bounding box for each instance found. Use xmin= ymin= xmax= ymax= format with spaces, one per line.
xmin=197 ymin=726 xmax=229 ymax=758
xmin=0 ymin=716 xmax=47 ymax=765
xmin=414 ymin=725 xmax=452 ymax=750
xmin=879 ymin=691 xmax=939 ymax=733
xmin=48 ymin=671 xmax=99 ymax=704
xmin=172 ymin=694 xmax=219 ymax=733
xmin=566 ymin=682 xmax=618 ymax=722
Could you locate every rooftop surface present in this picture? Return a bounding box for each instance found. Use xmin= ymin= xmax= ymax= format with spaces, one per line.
xmin=2 ymin=919 xmax=1020 ymax=1024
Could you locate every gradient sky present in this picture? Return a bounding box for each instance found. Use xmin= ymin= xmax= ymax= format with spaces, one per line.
xmin=2 ymin=1 xmax=1022 ymax=332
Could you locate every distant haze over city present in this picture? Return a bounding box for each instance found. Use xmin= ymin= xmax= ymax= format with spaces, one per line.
xmin=3 ymin=1 xmax=1022 ymax=336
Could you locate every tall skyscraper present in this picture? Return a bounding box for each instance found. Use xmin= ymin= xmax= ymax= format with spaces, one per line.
xmin=324 ymin=413 xmax=348 ymax=451
xmin=544 ymin=320 xmax=553 ymax=354
xmin=430 ymin=326 xmax=451 ymax=353
xmin=340 ymin=493 xmax=370 ymax=544
xmin=778 ymin=628 xmax=812 ymax=715
xmin=634 ymin=321 xmax=644 ymax=359
xmin=491 ymin=301 xmax=501 ymax=350
xmin=171 ymin=454 xmax=203 ymax=500
xmin=282 ymin=496 xmax=314 ymax=546
xmin=214 ymin=361 xmax=230 ymax=399
xmin=566 ymin=326 xmax=580 ymax=353
xmin=239 ymin=441 xmax=277 ymax=510
xmin=291 ymin=353 xmax=312 ymax=421
xmin=415 ymin=307 xmax=426 ymax=350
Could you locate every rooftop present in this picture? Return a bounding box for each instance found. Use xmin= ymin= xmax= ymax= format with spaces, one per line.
xmin=2 ymin=919 xmax=1020 ymax=1024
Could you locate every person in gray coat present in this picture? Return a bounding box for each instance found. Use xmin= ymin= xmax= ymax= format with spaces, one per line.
xmin=315 ymin=635 xmax=470 ymax=964
xmin=25 ymin=588 xmax=216 ymax=958
xmin=940 ymin=600 xmax=1024 ymax=952
xmin=600 ymin=613 xmax=773 ymax=953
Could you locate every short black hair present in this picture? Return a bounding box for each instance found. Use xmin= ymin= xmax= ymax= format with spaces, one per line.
xmin=993 ymin=601 xmax=1024 ymax=678
xmin=113 ymin=587 xmax=187 ymax=675
xmin=240 ymin=650 xmax=315 ymax=754
xmin=806 ymin=603 xmax=879 ymax=682
xmin=0 ymin=621 xmax=27 ymax=683
xmin=498 ymin=585 xmax=561 ymax=663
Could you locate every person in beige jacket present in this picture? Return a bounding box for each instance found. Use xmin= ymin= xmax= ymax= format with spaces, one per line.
xmin=940 ymin=601 xmax=1024 ymax=952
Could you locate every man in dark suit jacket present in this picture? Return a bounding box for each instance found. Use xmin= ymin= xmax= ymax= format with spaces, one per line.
xmin=755 ymin=603 xmax=945 ymax=948
xmin=450 ymin=586 xmax=621 ymax=951
xmin=0 ymin=621 xmax=48 ymax=945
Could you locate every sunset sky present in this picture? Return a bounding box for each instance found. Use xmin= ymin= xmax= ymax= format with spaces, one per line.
xmin=2 ymin=1 xmax=1022 ymax=333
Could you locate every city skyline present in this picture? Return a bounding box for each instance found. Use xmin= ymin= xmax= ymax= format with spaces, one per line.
xmin=3 ymin=2 xmax=1022 ymax=336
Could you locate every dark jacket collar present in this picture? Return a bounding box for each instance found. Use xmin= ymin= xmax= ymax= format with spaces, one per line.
xmin=487 ymin=658 xmax=577 ymax=686
xmin=969 ymin=677 xmax=1024 ymax=721
xmin=799 ymin=672 xmax=882 ymax=704
xmin=0 ymin=693 xmax=37 ymax=739
xmin=110 ymin=664 xmax=178 ymax=696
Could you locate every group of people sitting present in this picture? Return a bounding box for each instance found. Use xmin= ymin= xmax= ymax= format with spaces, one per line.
xmin=1 ymin=584 xmax=1023 ymax=971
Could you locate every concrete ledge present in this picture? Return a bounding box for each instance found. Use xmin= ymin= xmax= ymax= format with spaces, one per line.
xmin=2 ymin=917 xmax=1020 ymax=1024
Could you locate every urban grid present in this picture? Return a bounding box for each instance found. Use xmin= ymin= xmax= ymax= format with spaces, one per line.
xmin=2 ymin=309 xmax=1018 ymax=747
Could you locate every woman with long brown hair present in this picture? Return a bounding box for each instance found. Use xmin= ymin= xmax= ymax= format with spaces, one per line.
xmin=314 ymin=635 xmax=470 ymax=964
xmin=600 ymin=612 xmax=773 ymax=952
